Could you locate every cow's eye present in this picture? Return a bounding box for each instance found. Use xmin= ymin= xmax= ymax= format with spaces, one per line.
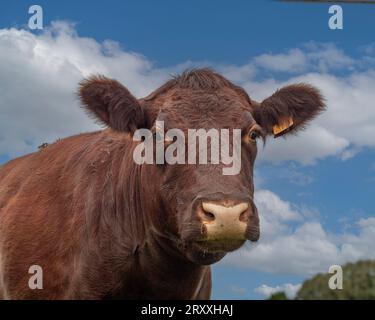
xmin=249 ymin=131 xmax=258 ymax=141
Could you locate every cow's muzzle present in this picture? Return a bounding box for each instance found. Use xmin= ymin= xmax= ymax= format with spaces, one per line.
xmin=193 ymin=195 xmax=259 ymax=252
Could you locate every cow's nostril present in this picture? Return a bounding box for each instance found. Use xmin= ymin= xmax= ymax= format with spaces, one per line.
xmin=202 ymin=210 xmax=215 ymax=221
xmin=239 ymin=210 xmax=249 ymax=222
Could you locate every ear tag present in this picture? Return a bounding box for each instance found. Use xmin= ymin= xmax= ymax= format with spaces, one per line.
xmin=273 ymin=117 xmax=294 ymax=138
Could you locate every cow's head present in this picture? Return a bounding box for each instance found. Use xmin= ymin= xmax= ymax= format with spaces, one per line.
xmin=79 ymin=69 xmax=325 ymax=265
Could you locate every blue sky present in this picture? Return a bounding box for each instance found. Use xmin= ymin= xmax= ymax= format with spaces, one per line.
xmin=0 ymin=0 xmax=374 ymax=299
xmin=2 ymin=0 xmax=375 ymax=65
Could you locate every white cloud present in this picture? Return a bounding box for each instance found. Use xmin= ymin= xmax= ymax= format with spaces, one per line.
xmin=340 ymin=147 xmax=361 ymax=161
xmin=303 ymin=42 xmax=355 ymax=72
xmin=0 ymin=22 xmax=169 ymax=157
xmin=222 ymin=190 xmax=375 ymax=276
xmin=254 ymin=49 xmax=308 ymax=73
xmin=258 ymin=124 xmax=349 ymax=165
xmin=253 ymin=43 xmax=355 ymax=73
xmin=254 ymin=283 xmax=301 ymax=299
xmin=218 ymin=63 xmax=257 ymax=83
xmin=255 ymin=190 xmax=301 ymax=221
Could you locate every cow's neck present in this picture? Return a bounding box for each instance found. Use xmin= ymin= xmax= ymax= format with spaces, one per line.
xmin=83 ymin=143 xmax=207 ymax=299
xmin=134 ymin=230 xmax=208 ymax=299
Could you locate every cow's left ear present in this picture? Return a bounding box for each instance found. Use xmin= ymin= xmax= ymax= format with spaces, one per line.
xmin=252 ymin=84 xmax=325 ymax=138
xmin=79 ymin=75 xmax=145 ymax=133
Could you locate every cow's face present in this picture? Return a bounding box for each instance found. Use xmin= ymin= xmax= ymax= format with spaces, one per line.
xmin=143 ymin=88 xmax=262 ymax=265
xmin=79 ymin=69 xmax=325 ymax=265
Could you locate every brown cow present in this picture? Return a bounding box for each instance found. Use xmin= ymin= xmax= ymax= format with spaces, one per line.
xmin=0 ymin=69 xmax=325 ymax=299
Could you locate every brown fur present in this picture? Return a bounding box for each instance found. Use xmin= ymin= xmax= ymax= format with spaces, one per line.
xmin=0 ymin=69 xmax=325 ymax=299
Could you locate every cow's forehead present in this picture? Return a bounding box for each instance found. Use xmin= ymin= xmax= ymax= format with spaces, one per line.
xmin=153 ymin=90 xmax=254 ymax=130
xmin=142 ymin=69 xmax=255 ymax=128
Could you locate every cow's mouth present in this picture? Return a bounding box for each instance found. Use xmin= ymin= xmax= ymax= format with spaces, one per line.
xmin=183 ymin=238 xmax=246 ymax=265
xmin=193 ymin=238 xmax=246 ymax=253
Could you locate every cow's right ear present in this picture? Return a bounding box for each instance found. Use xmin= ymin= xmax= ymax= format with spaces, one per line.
xmin=252 ymin=83 xmax=325 ymax=138
xmin=79 ymin=75 xmax=145 ymax=133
